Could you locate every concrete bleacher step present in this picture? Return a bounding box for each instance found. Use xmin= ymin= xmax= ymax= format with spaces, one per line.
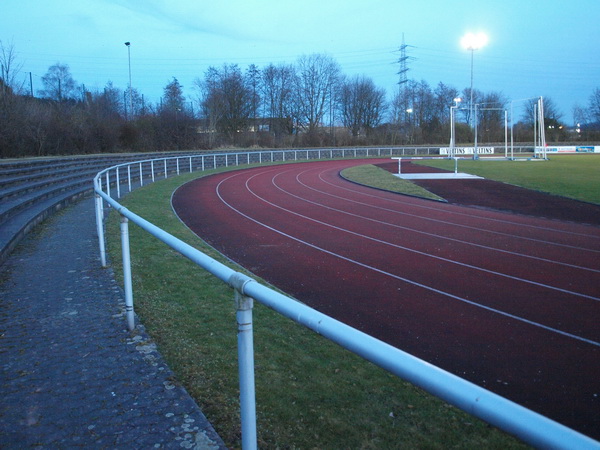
xmin=0 ymin=185 xmax=90 ymax=265
xmin=0 ymin=170 xmax=97 ymax=202
xmin=0 ymin=151 xmax=203 ymax=265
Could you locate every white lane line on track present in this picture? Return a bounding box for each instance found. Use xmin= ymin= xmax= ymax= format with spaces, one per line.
xmin=269 ymin=170 xmax=600 ymax=274
xmin=320 ymin=165 xmax=600 ymax=243
xmin=311 ymin=168 xmax=600 ymax=253
xmin=215 ymin=170 xmax=600 ymax=348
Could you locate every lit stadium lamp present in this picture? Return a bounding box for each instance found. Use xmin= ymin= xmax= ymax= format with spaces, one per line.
xmin=461 ymin=32 xmax=488 ymax=51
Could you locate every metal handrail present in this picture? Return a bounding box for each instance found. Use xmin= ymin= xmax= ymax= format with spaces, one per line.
xmin=93 ymin=147 xmax=598 ymax=450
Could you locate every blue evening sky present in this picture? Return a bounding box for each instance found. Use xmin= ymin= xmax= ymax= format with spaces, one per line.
xmin=2 ymin=0 xmax=599 ymax=124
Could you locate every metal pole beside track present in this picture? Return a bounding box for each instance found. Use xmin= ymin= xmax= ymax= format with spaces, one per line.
xmin=94 ymin=178 xmax=107 ymax=268
xmin=127 ymin=165 xmax=132 ymax=193
xmin=116 ymin=167 xmax=121 ymax=199
xmin=120 ymin=216 xmax=135 ymax=331
xmin=231 ymin=273 xmax=257 ymax=450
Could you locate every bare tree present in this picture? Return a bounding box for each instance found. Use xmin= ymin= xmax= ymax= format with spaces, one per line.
xmin=159 ymin=77 xmax=193 ymax=149
xmin=572 ymin=105 xmax=588 ymax=127
xmin=412 ymin=80 xmax=435 ymax=133
xmin=38 ymin=63 xmax=78 ymax=101
xmin=295 ymin=54 xmax=340 ymax=133
xmin=588 ymin=88 xmax=600 ymax=124
xmin=161 ymin=77 xmax=186 ymax=113
xmin=96 ymin=81 xmax=123 ymax=118
xmin=0 ymin=39 xmax=25 ymax=96
xmin=340 ymin=75 xmax=387 ymax=137
xmin=432 ymin=82 xmax=460 ymax=124
xmin=477 ymin=91 xmax=509 ymax=142
xmin=262 ymin=63 xmax=297 ymax=136
xmin=198 ymin=64 xmax=252 ymax=143
xmin=523 ymin=96 xmax=563 ymax=124
xmin=245 ymin=64 xmax=261 ymax=137
xmin=195 ymin=67 xmax=224 ymax=147
xmin=461 ymin=87 xmax=483 ymax=125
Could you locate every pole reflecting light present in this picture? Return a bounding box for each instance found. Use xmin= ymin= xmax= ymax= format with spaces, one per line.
xmin=125 ymin=42 xmax=133 ymax=119
xmin=461 ymin=32 xmax=488 ymax=129
xmin=450 ymin=97 xmax=462 ymax=158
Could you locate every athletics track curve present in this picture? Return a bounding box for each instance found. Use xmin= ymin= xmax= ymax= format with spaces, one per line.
xmin=172 ymin=158 xmax=600 ymax=439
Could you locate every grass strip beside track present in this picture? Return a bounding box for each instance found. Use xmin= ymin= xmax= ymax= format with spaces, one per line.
xmin=415 ymin=154 xmax=600 ymax=205
xmin=341 ymin=163 xmax=445 ymax=201
xmin=106 ymin=166 xmax=525 ymax=449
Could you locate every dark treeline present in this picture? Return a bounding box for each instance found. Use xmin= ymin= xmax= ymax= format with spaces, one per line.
xmin=2 ymin=41 xmax=599 ymax=158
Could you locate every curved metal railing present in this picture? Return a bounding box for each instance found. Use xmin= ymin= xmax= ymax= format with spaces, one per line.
xmin=93 ymin=147 xmax=598 ymax=450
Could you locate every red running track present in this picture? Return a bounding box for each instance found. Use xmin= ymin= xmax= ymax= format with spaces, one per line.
xmin=172 ymin=158 xmax=600 ymax=439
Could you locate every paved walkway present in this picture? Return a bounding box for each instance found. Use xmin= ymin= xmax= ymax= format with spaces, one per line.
xmin=0 ymin=197 xmax=225 ymax=449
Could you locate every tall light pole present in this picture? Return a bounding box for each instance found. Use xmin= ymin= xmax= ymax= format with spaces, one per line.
xmin=461 ymin=32 xmax=487 ymax=129
xmin=450 ymin=97 xmax=462 ymax=158
xmin=124 ymin=41 xmax=133 ymax=119
xmin=406 ymin=107 xmax=413 ymax=144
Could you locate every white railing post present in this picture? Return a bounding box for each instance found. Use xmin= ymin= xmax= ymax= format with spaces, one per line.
xmin=120 ymin=215 xmax=136 ymax=331
xmin=151 ymin=160 xmax=155 ymax=182
xmin=230 ymin=273 xmax=257 ymax=449
xmin=127 ymin=165 xmax=132 ymax=193
xmin=139 ymin=162 xmax=144 ymax=187
xmin=94 ymin=179 xmax=107 ymax=268
xmin=164 ymin=159 xmax=168 ymax=179
xmin=105 ymin=171 xmax=110 ymax=199
xmin=116 ymin=167 xmax=121 ymax=199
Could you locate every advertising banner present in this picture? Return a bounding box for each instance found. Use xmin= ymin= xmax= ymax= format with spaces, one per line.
xmin=545 ymin=146 xmax=599 ymax=153
xmin=439 ymin=147 xmax=495 ymax=155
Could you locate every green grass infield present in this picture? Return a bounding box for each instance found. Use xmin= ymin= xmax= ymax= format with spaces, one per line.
xmin=340 ymin=164 xmax=445 ymax=201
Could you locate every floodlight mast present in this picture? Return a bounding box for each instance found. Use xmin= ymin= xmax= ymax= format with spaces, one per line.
xmin=124 ymin=42 xmax=133 ymax=120
xmin=461 ymin=32 xmax=488 ymax=129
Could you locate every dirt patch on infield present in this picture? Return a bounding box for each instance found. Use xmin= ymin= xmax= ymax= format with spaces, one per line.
xmin=376 ymin=161 xmax=600 ymax=226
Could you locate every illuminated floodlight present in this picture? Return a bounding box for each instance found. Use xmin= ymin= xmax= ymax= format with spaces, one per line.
xmin=461 ymin=32 xmax=488 ymax=51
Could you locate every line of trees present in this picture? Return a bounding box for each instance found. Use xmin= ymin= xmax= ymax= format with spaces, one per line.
xmin=2 ymin=40 xmax=599 ymax=158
